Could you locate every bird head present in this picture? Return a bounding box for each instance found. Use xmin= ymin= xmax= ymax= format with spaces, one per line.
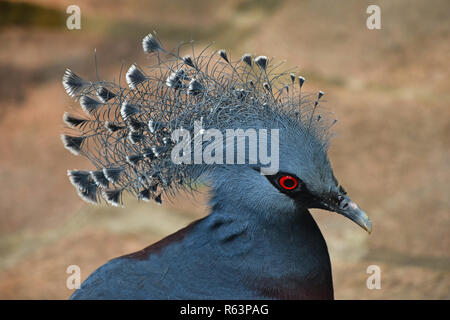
xmin=62 ymin=32 xmax=371 ymax=233
xmin=208 ymin=112 xmax=371 ymax=234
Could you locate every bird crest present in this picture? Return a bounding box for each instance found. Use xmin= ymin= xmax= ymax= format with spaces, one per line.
xmin=62 ymin=32 xmax=334 ymax=207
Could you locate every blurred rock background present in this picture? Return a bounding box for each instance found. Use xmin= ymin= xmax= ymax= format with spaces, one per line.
xmin=0 ymin=0 xmax=448 ymax=299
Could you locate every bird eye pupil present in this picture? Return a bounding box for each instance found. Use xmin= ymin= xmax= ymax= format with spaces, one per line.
xmin=284 ymin=180 xmax=294 ymax=187
xmin=279 ymin=175 xmax=298 ymax=190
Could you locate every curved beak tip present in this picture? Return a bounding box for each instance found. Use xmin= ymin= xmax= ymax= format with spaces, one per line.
xmin=316 ymin=193 xmax=372 ymax=234
xmin=353 ymin=208 xmax=372 ymax=234
xmin=336 ymin=199 xmax=372 ymax=234
xmin=363 ymin=218 xmax=372 ymax=234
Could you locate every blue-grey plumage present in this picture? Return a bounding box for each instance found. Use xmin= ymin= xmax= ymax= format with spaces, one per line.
xmin=63 ymin=32 xmax=371 ymax=300
xmin=71 ymin=203 xmax=333 ymax=299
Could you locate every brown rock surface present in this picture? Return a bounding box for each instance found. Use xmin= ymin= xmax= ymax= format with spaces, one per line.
xmin=0 ymin=0 xmax=448 ymax=299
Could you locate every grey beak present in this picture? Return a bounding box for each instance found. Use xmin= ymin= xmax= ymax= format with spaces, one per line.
xmin=317 ymin=194 xmax=372 ymax=234
xmin=334 ymin=196 xmax=372 ymax=234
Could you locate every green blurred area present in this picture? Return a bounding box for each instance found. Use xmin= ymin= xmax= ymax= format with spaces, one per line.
xmin=0 ymin=0 xmax=448 ymax=299
xmin=0 ymin=1 xmax=65 ymax=29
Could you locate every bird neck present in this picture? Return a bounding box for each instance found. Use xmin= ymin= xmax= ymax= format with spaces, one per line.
xmin=206 ymin=198 xmax=334 ymax=299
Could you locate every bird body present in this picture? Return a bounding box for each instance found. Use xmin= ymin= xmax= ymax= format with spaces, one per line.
xmin=71 ymin=206 xmax=332 ymax=299
xmin=63 ymin=32 xmax=370 ymax=300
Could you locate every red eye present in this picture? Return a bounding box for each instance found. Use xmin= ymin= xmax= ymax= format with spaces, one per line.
xmin=279 ymin=175 xmax=298 ymax=190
